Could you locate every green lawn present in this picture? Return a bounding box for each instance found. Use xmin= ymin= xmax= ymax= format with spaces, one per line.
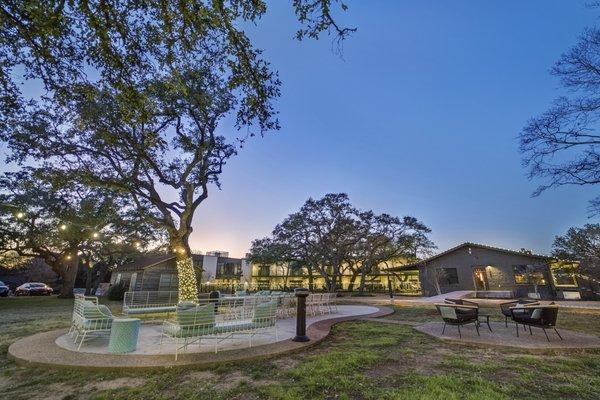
xmin=1 ymin=297 xmax=600 ymax=400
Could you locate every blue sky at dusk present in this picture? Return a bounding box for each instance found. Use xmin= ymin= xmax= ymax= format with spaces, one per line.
xmin=190 ymin=1 xmax=598 ymax=257
xmin=4 ymin=1 xmax=598 ymax=258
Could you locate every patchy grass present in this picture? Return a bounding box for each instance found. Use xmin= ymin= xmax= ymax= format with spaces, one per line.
xmin=1 ymin=298 xmax=600 ymax=399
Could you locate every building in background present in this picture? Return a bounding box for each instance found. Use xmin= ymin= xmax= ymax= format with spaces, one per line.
xmin=393 ymin=242 xmax=583 ymax=300
xmin=110 ymin=252 xmax=251 ymax=293
xmin=110 ymin=243 xmax=588 ymax=299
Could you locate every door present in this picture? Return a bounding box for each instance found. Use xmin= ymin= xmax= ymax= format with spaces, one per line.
xmin=472 ymin=267 xmax=488 ymax=291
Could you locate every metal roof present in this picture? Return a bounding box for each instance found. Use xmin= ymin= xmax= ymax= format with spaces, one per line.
xmin=389 ymin=242 xmax=551 ymax=270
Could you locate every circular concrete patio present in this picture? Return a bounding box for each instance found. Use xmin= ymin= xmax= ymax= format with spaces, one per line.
xmin=415 ymin=321 xmax=600 ymax=350
xmin=8 ymin=305 xmax=391 ymax=369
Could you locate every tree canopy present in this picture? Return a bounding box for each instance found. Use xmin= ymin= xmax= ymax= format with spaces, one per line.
xmin=0 ymin=0 xmax=355 ymax=301
xmin=0 ymin=168 xmax=162 ymax=297
xmin=249 ymin=193 xmax=435 ymax=292
xmin=553 ymin=223 xmax=600 ymax=282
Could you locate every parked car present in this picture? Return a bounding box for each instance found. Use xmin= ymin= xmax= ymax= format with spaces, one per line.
xmin=15 ymin=282 xmax=53 ymax=296
xmin=0 ymin=281 xmax=9 ymax=297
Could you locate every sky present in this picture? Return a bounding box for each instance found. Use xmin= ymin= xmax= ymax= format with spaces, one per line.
xmin=189 ymin=1 xmax=599 ymax=257
xmin=4 ymin=1 xmax=598 ymax=258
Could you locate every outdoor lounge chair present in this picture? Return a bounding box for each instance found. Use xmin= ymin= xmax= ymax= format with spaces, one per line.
xmin=71 ymin=295 xmax=114 ymax=350
xmin=500 ymin=299 xmax=540 ymax=327
xmin=162 ymin=303 xmax=217 ymax=359
xmin=435 ymin=303 xmax=480 ymax=338
xmin=161 ymin=297 xmax=279 ymax=360
xmin=444 ymin=298 xmax=479 ymax=308
xmin=510 ymin=304 xmax=563 ymax=341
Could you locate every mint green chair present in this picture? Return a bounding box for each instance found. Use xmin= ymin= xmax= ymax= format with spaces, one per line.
xmin=161 ymin=303 xmax=217 ymax=360
xmin=72 ymin=295 xmax=114 ymax=350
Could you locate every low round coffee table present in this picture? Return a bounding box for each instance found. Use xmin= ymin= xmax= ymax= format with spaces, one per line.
xmin=108 ymin=318 xmax=141 ymax=354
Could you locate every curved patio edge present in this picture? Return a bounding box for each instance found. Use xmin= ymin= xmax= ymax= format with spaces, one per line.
xmin=7 ymin=305 xmax=394 ymax=370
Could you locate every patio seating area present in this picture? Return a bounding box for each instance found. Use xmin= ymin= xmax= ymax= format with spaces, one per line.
xmin=43 ymin=291 xmax=373 ymax=362
xmin=423 ymin=297 xmax=600 ymax=349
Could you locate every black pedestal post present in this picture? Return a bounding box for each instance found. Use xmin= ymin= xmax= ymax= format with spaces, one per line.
xmin=292 ymin=288 xmax=310 ymax=342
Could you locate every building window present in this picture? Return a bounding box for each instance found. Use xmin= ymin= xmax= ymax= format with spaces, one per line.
xmin=217 ymin=262 xmax=242 ymax=277
xmin=129 ymin=273 xmax=138 ymax=291
xmin=258 ymin=265 xmax=270 ymax=277
xmin=513 ymin=265 xmax=547 ymax=285
xmin=551 ymin=263 xmax=578 ymax=287
xmin=440 ymin=268 xmax=459 ymax=285
xmin=289 ymin=262 xmax=304 ymax=277
xmin=159 ymin=273 xmax=178 ymax=291
xmin=513 ymin=265 xmax=528 ymax=284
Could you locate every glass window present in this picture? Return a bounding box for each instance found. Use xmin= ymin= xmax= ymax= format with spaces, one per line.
xmin=513 ymin=265 xmax=528 ymax=284
xmin=158 ymin=273 xmax=177 ymax=291
xmin=217 ymin=262 xmax=242 ymax=277
xmin=550 ymin=263 xmax=578 ymax=286
xmin=529 ymin=270 xmax=546 ymax=285
xmin=289 ymin=262 xmax=304 ymax=277
xmin=441 ymin=268 xmax=459 ymax=285
xmin=513 ymin=265 xmax=547 ymax=285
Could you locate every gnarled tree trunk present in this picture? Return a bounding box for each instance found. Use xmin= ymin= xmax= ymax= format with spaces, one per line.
xmin=52 ymin=253 xmax=79 ymax=298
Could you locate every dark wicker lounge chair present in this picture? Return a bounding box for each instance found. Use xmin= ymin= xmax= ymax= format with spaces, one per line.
xmin=435 ymin=303 xmax=480 ymax=338
xmin=444 ymin=298 xmax=479 ymax=307
xmin=499 ymin=300 xmax=539 ymax=327
xmin=510 ymin=304 xmax=562 ymax=341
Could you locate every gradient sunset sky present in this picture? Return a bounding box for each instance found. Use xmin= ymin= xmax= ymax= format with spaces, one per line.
xmin=6 ymin=1 xmax=599 ymax=257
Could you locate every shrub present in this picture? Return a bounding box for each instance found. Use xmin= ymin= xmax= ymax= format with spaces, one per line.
xmin=107 ymin=281 xmax=127 ymax=301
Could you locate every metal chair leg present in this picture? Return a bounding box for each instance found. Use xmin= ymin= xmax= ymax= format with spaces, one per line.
xmin=554 ymin=328 xmax=563 ymax=340
xmin=542 ymin=328 xmax=550 ymax=342
xmin=515 ymin=323 xmax=519 ymax=337
xmin=442 ymin=323 xmax=446 ymax=335
xmin=505 ymin=316 xmax=508 ymax=328
xmin=529 ymin=325 xmax=533 ymax=335
xmin=475 ymin=322 xmax=480 ymax=336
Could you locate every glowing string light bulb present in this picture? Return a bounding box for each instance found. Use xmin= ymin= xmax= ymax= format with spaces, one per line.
xmin=59 ymin=224 xmax=67 ymax=231
xmin=16 ymin=212 xmax=24 ymax=219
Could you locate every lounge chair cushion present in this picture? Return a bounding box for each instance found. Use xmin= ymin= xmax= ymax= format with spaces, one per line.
xmin=83 ymin=301 xmax=113 ymax=319
xmin=164 ymin=304 xmax=216 ymax=338
xmin=455 ymin=308 xmax=477 ymax=321
xmin=215 ymin=319 xmax=255 ymax=333
xmin=126 ymin=306 xmax=176 ymax=314
xmin=177 ymin=304 xmax=215 ymax=326
xmin=252 ymin=300 xmax=277 ymax=328
xmin=177 ymin=301 xmax=198 ymax=311
xmin=530 ymin=308 xmax=543 ymax=320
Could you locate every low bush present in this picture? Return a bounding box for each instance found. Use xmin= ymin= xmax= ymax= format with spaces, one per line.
xmin=107 ymin=281 xmax=127 ymax=301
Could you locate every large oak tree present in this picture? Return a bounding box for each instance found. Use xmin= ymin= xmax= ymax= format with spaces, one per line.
xmin=249 ymin=193 xmax=434 ymax=292
xmin=0 ymin=169 xmax=159 ymax=297
xmin=0 ymin=1 xmax=355 ymax=301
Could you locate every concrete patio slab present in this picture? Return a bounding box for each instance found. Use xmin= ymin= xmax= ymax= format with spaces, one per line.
xmin=8 ymin=305 xmax=392 ymax=370
xmin=415 ymin=321 xmax=600 ymax=350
